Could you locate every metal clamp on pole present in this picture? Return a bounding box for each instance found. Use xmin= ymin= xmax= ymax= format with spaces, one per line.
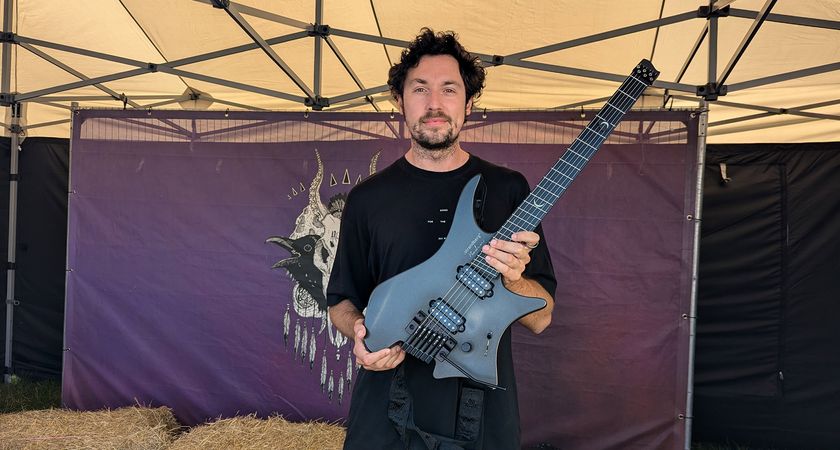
xmin=308 ymin=24 xmax=331 ymax=37
xmin=697 ymin=5 xmax=731 ymax=18
xmin=304 ymin=95 xmax=330 ymax=110
xmin=696 ymin=82 xmax=728 ymax=101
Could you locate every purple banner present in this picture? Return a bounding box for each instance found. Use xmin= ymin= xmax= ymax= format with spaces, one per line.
xmin=64 ymin=109 xmax=697 ymax=448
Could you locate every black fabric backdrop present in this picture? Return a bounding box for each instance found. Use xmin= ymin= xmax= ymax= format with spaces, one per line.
xmin=0 ymin=137 xmax=68 ymax=380
xmin=695 ymin=142 xmax=840 ymax=449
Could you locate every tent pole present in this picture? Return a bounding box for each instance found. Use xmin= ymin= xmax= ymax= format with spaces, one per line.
xmin=729 ymin=8 xmax=840 ymax=31
xmin=728 ymin=61 xmax=840 ymax=92
xmin=708 ymin=15 xmax=718 ymax=84
xmin=217 ymin=2 xmax=315 ymax=101
xmin=717 ymin=0 xmax=777 ymax=87
xmin=19 ymin=42 xmax=142 ymax=108
xmin=2 ymin=0 xmax=14 ymax=385
xmin=505 ymin=11 xmax=697 ymax=60
xmin=1 ymin=0 xmax=11 ymax=94
xmin=313 ymin=0 xmax=323 ymax=98
xmin=684 ymin=100 xmax=708 ymax=449
xmin=4 ymin=102 xmax=21 ymax=385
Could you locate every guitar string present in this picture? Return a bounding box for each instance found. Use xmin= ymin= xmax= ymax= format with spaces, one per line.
xmin=403 ymin=73 xmax=649 ymax=362
xmin=446 ymin=75 xmax=650 ymax=323
xmin=411 ymin=84 xmax=647 ymax=372
xmin=402 ymin=70 xmax=652 ymax=365
xmin=405 ymin=74 xmax=648 ymax=363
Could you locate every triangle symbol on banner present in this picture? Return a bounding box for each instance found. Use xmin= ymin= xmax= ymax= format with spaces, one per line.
xmin=330 ymin=174 xmax=338 ymax=186
xmin=342 ymin=169 xmax=351 ymax=185
xmin=356 ymin=174 xmax=363 ymax=185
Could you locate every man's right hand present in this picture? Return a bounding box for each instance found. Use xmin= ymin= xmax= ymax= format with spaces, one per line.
xmin=352 ymin=318 xmax=406 ymax=371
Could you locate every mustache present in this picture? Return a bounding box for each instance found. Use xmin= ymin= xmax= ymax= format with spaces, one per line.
xmin=421 ymin=112 xmax=451 ymax=123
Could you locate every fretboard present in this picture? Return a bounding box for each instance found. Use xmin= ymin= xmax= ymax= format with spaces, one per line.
xmin=470 ymin=60 xmax=659 ymax=279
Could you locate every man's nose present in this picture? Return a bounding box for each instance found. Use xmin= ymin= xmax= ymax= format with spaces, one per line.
xmin=427 ymin=90 xmax=443 ymax=110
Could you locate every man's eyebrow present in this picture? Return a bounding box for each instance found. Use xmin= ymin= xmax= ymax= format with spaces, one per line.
xmin=407 ymin=78 xmax=461 ymax=86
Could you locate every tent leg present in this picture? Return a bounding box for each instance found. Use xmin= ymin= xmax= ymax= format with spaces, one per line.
xmin=2 ymin=0 xmax=14 ymax=385
xmin=3 ymin=102 xmax=20 ymax=384
xmin=684 ymin=100 xmax=708 ymax=449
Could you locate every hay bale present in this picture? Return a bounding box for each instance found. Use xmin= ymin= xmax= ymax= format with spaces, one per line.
xmin=0 ymin=406 xmax=179 ymax=450
xmin=168 ymin=415 xmax=345 ymax=450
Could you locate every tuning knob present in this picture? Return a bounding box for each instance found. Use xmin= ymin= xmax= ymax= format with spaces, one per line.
xmin=461 ymin=342 xmax=473 ymax=353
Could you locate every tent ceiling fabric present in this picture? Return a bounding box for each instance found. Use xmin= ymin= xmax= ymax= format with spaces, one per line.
xmin=2 ymin=0 xmax=838 ymax=143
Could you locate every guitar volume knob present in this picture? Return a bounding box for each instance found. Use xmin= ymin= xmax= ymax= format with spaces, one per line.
xmin=461 ymin=342 xmax=473 ymax=352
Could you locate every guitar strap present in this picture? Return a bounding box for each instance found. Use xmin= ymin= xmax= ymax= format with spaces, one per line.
xmin=388 ymin=365 xmax=485 ymax=449
xmin=472 ymin=176 xmax=488 ymax=229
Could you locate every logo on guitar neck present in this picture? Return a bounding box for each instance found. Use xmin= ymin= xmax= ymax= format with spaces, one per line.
xmin=465 ymin=233 xmax=484 ymax=257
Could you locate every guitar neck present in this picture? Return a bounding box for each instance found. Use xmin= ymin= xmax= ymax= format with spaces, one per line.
xmin=473 ymin=60 xmax=659 ymax=277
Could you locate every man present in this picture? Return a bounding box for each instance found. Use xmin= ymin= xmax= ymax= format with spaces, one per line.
xmin=327 ymin=28 xmax=556 ymax=449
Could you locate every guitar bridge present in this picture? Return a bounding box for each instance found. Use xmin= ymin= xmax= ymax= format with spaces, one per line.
xmin=403 ymin=305 xmax=460 ymax=364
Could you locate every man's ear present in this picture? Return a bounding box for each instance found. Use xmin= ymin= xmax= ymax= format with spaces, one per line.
xmin=466 ymin=97 xmax=473 ymax=116
xmin=395 ymin=95 xmax=404 ymax=115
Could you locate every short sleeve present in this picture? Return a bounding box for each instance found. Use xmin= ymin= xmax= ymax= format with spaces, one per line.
xmin=326 ymin=188 xmax=373 ymax=312
xmin=525 ymin=223 xmax=557 ymax=298
xmin=512 ymin=172 xmax=558 ymax=298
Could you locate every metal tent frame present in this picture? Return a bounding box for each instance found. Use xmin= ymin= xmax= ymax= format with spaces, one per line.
xmin=2 ymin=1 xmax=838 ymax=448
xmin=0 ymin=0 xmax=836 ymax=131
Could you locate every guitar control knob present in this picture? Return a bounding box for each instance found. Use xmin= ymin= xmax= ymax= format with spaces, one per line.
xmin=460 ymin=342 xmax=473 ymax=353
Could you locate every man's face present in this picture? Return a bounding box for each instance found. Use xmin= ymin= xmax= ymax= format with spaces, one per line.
xmin=397 ymin=54 xmax=473 ymax=151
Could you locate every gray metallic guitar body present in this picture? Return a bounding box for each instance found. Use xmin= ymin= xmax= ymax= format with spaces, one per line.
xmin=363 ymin=175 xmax=545 ymax=388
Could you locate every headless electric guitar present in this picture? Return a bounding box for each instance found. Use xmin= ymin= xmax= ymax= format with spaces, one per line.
xmin=364 ymin=60 xmax=660 ymax=388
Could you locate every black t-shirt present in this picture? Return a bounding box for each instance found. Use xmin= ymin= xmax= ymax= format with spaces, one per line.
xmin=327 ymin=154 xmax=556 ymax=449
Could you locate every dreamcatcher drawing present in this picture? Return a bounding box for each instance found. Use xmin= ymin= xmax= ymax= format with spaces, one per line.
xmin=267 ymin=149 xmax=380 ymax=404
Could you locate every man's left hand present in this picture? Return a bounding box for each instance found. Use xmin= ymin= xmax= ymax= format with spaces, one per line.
xmin=482 ymin=231 xmax=540 ymax=285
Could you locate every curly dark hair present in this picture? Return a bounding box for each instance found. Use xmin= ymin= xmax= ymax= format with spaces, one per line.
xmin=388 ymin=28 xmax=486 ymax=103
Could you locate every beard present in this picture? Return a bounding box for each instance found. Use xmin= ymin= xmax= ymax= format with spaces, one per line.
xmin=410 ymin=113 xmax=459 ymax=151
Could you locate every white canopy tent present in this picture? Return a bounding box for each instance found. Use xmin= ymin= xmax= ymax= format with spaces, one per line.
xmin=0 ymin=0 xmax=837 ymax=142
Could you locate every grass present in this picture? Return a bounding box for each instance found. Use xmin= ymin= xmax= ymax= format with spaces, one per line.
xmin=0 ymin=375 xmax=62 ymax=413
